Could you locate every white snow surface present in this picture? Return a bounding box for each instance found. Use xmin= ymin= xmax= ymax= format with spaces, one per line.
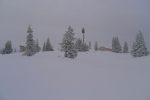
xmin=0 ymin=51 xmax=150 ymax=100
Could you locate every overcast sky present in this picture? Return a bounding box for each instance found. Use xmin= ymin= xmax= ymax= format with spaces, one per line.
xmin=0 ymin=0 xmax=150 ymax=50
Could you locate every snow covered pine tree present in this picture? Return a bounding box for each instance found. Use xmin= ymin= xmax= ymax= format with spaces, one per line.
xmin=131 ymin=31 xmax=149 ymax=57
xmin=61 ymin=26 xmax=77 ymax=58
xmin=24 ymin=25 xmax=36 ymax=56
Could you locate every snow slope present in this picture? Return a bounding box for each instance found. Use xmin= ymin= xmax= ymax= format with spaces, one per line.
xmin=0 ymin=51 xmax=150 ymax=100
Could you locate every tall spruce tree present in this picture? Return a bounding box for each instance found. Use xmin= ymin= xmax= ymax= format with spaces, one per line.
xmin=131 ymin=31 xmax=149 ymax=57
xmin=24 ymin=25 xmax=36 ymax=56
xmin=60 ymin=26 xmax=77 ymax=58
xmin=123 ymin=41 xmax=128 ymax=53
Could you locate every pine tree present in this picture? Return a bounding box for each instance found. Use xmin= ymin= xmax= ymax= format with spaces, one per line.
xmin=24 ymin=25 xmax=36 ymax=56
xmin=82 ymin=43 xmax=89 ymax=51
xmin=116 ymin=37 xmax=122 ymax=53
xmin=75 ymin=38 xmax=83 ymax=51
xmin=45 ymin=38 xmax=53 ymax=51
xmin=75 ymin=38 xmax=89 ymax=52
xmin=35 ymin=39 xmax=41 ymax=52
xmin=131 ymin=42 xmax=137 ymax=57
xmin=123 ymin=41 xmax=128 ymax=53
xmin=82 ymin=27 xmax=85 ymax=44
xmin=131 ymin=31 xmax=149 ymax=57
xmin=60 ymin=26 xmax=77 ymax=58
xmin=42 ymin=42 xmax=46 ymax=51
xmin=2 ymin=40 xmax=13 ymax=54
xmin=94 ymin=41 xmax=98 ymax=51
xmin=112 ymin=37 xmax=115 ymax=52
xmin=112 ymin=37 xmax=122 ymax=53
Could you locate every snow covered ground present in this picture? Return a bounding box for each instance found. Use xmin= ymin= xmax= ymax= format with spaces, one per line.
xmin=0 ymin=51 xmax=150 ymax=100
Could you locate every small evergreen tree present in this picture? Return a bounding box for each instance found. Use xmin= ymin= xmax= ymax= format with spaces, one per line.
xmin=35 ymin=39 xmax=41 ymax=52
xmin=24 ymin=25 xmax=36 ymax=56
xmin=45 ymin=38 xmax=53 ymax=51
xmin=116 ymin=37 xmax=122 ymax=53
xmin=80 ymin=43 xmax=88 ymax=52
xmin=75 ymin=38 xmax=83 ymax=51
xmin=131 ymin=42 xmax=137 ymax=57
xmin=112 ymin=37 xmax=115 ymax=52
xmin=42 ymin=42 xmax=46 ymax=51
xmin=112 ymin=37 xmax=122 ymax=53
xmin=131 ymin=31 xmax=149 ymax=57
xmin=75 ymin=38 xmax=89 ymax=52
xmin=60 ymin=26 xmax=77 ymax=58
xmin=123 ymin=41 xmax=128 ymax=53
xmin=2 ymin=40 xmax=13 ymax=54
xmin=94 ymin=41 xmax=98 ymax=51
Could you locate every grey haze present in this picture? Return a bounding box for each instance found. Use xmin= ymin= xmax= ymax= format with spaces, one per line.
xmin=0 ymin=0 xmax=150 ymax=50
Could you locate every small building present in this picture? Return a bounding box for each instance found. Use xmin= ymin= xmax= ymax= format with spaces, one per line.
xmin=99 ymin=46 xmax=112 ymax=51
xmin=20 ymin=45 xmax=26 ymax=52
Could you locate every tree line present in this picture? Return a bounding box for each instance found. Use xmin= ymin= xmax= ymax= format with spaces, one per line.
xmin=0 ymin=25 xmax=149 ymax=58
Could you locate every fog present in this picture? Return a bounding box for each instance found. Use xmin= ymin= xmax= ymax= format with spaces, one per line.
xmin=0 ymin=0 xmax=150 ymax=50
